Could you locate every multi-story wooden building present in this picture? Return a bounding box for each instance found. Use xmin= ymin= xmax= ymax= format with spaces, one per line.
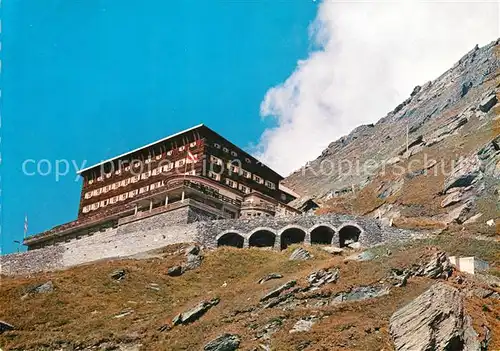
xmin=24 ymin=124 xmax=300 ymax=250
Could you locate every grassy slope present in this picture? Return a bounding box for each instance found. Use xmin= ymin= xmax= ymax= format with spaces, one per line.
xmin=1 ymin=239 xmax=499 ymax=351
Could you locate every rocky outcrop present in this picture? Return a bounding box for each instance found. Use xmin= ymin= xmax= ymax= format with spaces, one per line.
xmin=203 ymin=334 xmax=240 ymax=351
xmin=479 ymin=93 xmax=498 ymax=113
xmin=110 ymin=269 xmax=126 ymax=281
xmin=305 ymin=268 xmax=339 ymax=291
xmin=331 ymin=286 xmax=389 ymax=303
xmin=414 ymin=251 xmax=454 ymax=279
xmin=0 ymin=320 xmax=14 ymax=333
xmin=289 ymin=318 xmax=316 ymax=333
xmin=260 ymin=280 xmax=296 ymax=302
xmin=172 ymin=297 xmax=220 ymax=326
xmin=258 ymin=273 xmax=283 ymax=284
xmin=289 ymin=248 xmax=311 ymax=261
xmin=390 ymin=283 xmax=480 ymax=351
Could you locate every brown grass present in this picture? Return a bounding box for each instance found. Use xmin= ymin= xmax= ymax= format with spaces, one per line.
xmin=1 ymin=239 xmax=499 ymax=350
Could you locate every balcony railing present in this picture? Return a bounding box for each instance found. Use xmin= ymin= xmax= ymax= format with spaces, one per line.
xmin=240 ymin=202 xmax=276 ymax=212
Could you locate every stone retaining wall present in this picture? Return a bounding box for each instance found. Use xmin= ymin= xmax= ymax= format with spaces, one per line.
xmin=1 ymin=213 xmax=414 ymax=275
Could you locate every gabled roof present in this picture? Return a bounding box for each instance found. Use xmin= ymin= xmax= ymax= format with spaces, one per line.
xmin=77 ymin=124 xmax=204 ymax=175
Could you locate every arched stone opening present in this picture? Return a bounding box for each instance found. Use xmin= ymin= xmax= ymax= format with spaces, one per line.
xmin=280 ymin=228 xmax=306 ymax=250
xmin=217 ymin=232 xmax=244 ymax=248
xmin=310 ymin=225 xmax=335 ymax=245
xmin=338 ymin=225 xmax=362 ymax=248
xmin=249 ymin=230 xmax=276 ymax=248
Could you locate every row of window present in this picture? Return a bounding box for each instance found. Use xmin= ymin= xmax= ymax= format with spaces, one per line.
xmin=84 ymin=161 xmax=196 ymax=198
xmin=212 ymin=142 xmax=251 ymax=163
xmin=209 ymin=156 xmax=276 ymax=189
xmin=87 ymin=142 xmax=200 ymax=184
xmin=81 ymin=172 xmax=198 ymax=213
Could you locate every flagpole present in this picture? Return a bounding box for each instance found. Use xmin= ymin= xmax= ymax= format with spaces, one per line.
xmin=182 ymin=146 xmax=188 ymax=202
xmin=24 ymin=214 xmax=28 ymax=239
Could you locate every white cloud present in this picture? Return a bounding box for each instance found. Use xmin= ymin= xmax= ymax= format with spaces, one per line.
xmin=255 ymin=0 xmax=499 ymax=176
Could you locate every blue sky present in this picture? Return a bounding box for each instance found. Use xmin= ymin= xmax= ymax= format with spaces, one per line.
xmin=2 ymin=0 xmax=318 ymax=253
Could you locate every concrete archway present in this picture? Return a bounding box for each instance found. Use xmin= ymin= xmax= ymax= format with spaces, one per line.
xmin=338 ymin=225 xmax=362 ymax=248
xmin=217 ymin=232 xmax=245 ymax=248
xmin=249 ymin=229 xmax=276 ymax=248
xmin=280 ymin=227 xmax=306 ymax=250
xmin=310 ymin=225 xmax=335 ymax=245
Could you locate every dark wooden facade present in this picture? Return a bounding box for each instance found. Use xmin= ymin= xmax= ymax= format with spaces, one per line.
xmin=77 ymin=125 xmax=290 ymax=221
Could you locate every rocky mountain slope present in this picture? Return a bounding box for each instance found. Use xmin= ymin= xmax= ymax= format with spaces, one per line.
xmin=0 ymin=238 xmax=499 ymax=350
xmin=284 ymin=39 xmax=499 ymax=234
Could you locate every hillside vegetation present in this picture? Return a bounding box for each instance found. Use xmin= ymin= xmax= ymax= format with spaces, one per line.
xmin=1 ymin=237 xmax=499 ymax=350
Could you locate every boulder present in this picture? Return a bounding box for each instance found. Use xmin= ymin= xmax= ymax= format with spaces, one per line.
xmin=478 ymin=93 xmax=497 ymax=113
xmin=345 ymin=251 xmax=375 ymax=262
xmin=110 ymin=269 xmax=126 ymax=281
xmin=289 ymin=319 xmax=315 ymax=333
xmin=306 ymin=268 xmax=339 ymax=290
xmin=167 ymin=266 xmax=183 ymax=277
xmin=260 ymin=280 xmax=296 ymax=302
xmin=463 ymin=213 xmax=483 ymax=225
xmin=347 ymin=242 xmax=361 ymax=249
xmin=442 ymin=200 xmax=474 ymax=225
xmin=22 ymin=280 xmax=55 ymax=300
xmin=289 ymin=248 xmax=311 ymax=261
xmin=258 ymin=273 xmax=283 ymax=284
xmin=0 ymin=320 xmax=14 ymax=333
xmin=443 ymin=155 xmax=481 ymax=193
xmin=204 ymin=334 xmax=241 ymax=351
xmin=332 ymin=286 xmax=389 ymax=303
xmin=173 ymin=298 xmax=220 ymax=325
xmin=34 ymin=280 xmax=54 ymax=293
xmin=415 ymin=252 xmax=453 ymax=279
xmin=441 ymin=192 xmax=462 ymax=208
xmin=184 ymin=253 xmax=203 ymax=271
xmin=390 ymin=283 xmax=480 ymax=351
xmin=185 ymin=245 xmax=201 ymax=256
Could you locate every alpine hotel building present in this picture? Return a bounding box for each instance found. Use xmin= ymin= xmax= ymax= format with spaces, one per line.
xmin=24 ymin=124 xmax=301 ymax=250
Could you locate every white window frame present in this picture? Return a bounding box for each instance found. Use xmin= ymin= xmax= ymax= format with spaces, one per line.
xmin=139 ymin=185 xmax=149 ymax=194
xmin=152 ymin=167 xmax=162 ymax=176
xmin=100 ymin=199 xmax=109 ymax=207
xmin=213 ymin=143 xmax=221 ymax=149
xmin=225 ymin=178 xmax=237 ymax=188
xmin=210 ymin=155 xmax=223 ymax=166
xmin=119 ymin=193 xmax=128 ymax=201
xmin=83 ymin=206 xmax=90 ymax=213
xmin=84 ymin=192 xmax=92 ymax=199
xmin=167 ymin=150 xmax=173 ymax=156
xmin=208 ymin=171 xmax=221 ymax=181
xmin=265 ymin=180 xmax=276 ymax=189
xmin=129 ymin=189 xmax=138 ymax=198
xmin=242 ymin=170 xmax=251 ymax=179
xmin=131 ymin=175 xmax=140 ymax=183
xmin=239 ymin=184 xmax=250 ymax=194
xmin=141 ymin=171 xmax=151 ymax=180
xmin=253 ymin=175 xmax=264 ymax=184
xmin=190 ymin=142 xmax=197 ymax=148
xmin=163 ymin=163 xmax=173 ymax=172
